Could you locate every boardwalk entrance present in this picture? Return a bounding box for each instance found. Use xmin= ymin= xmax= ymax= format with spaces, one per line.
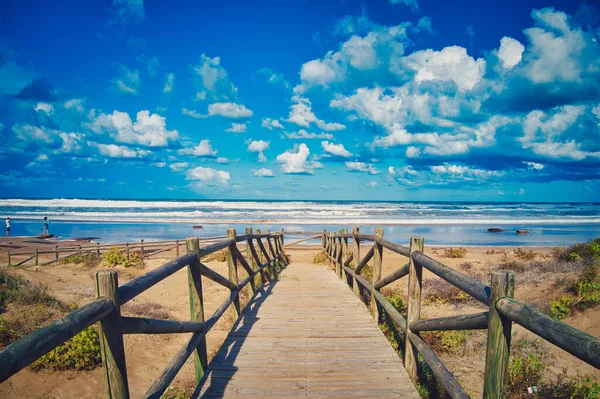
xmin=195 ymin=262 xmax=420 ymax=398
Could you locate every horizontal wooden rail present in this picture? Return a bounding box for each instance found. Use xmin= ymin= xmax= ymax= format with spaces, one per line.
xmin=0 ymin=297 xmax=115 ymax=382
xmin=407 ymin=332 xmax=470 ymax=399
xmin=121 ymin=317 xmax=204 ymax=334
xmin=375 ymin=236 xmax=410 ymax=257
xmin=198 ymin=263 xmax=238 ymax=291
xmin=412 ymin=252 xmax=490 ymax=305
xmin=497 ymin=298 xmax=600 ymax=369
xmin=284 ymin=234 xmax=321 ymax=247
xmin=410 ymin=312 xmax=489 ymax=332
xmin=354 ymin=233 xmax=375 ymax=241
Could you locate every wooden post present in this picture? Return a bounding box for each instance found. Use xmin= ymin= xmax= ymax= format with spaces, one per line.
xmin=334 ymin=231 xmax=340 ymax=276
xmin=140 ymin=239 xmax=144 ymax=258
xmin=96 ymin=242 xmax=101 ymax=258
xmin=352 ymin=227 xmax=361 ymax=298
xmin=226 ymin=228 xmax=240 ymax=321
xmin=246 ymin=227 xmax=259 ymax=291
xmin=322 ymin=229 xmax=326 ymax=249
xmin=281 ymin=228 xmax=285 ymax=248
xmin=125 ymin=243 xmax=130 ymax=261
xmin=78 ymin=245 xmax=82 ymax=255
xmin=483 ymin=271 xmax=515 ymax=398
xmin=175 ymin=240 xmax=180 ymax=257
xmin=371 ymin=228 xmax=384 ymax=320
xmin=55 ymin=245 xmax=59 ymax=260
xmin=34 ymin=248 xmax=39 ymax=266
xmin=7 ymin=250 xmax=11 ymax=267
xmin=342 ymin=228 xmax=349 ymax=282
xmin=186 ymin=237 xmax=207 ymax=383
xmin=95 ymin=270 xmax=129 ymax=399
xmin=266 ymin=230 xmax=277 ymax=276
xmin=404 ymin=236 xmax=424 ymax=384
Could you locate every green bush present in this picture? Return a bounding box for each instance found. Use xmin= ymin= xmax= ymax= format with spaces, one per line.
xmin=556 ymin=237 xmax=600 ymax=263
xmin=312 ymin=251 xmax=327 ymax=264
xmin=59 ymin=253 xmax=100 ymax=268
xmin=32 ymin=326 xmax=101 ymax=371
xmin=507 ymin=353 xmax=544 ymax=396
xmin=102 ymin=246 xmax=144 ymax=268
xmin=549 ymin=295 xmax=574 ymax=319
xmin=444 ymin=247 xmax=467 ymax=258
xmin=539 ymin=375 xmax=600 ymax=399
xmin=161 ymin=387 xmax=191 ymax=399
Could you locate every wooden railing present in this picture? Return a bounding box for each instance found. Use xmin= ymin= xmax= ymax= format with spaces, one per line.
xmin=3 ymin=236 xmax=227 ymax=267
xmin=0 ymin=227 xmax=287 ymax=399
xmin=322 ymin=227 xmax=600 ymax=399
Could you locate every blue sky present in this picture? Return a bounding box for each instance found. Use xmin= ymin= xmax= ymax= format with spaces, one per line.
xmin=0 ymin=0 xmax=599 ymax=201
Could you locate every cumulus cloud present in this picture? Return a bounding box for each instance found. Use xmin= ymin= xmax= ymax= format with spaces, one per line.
xmin=180 ymin=140 xmax=218 ymax=157
xmin=524 ymin=161 xmax=544 ymax=170
xmin=498 ymin=37 xmax=525 ymax=69
xmin=191 ymin=54 xmax=237 ymax=100
xmin=276 ymin=143 xmax=322 ymax=174
xmin=163 ymin=73 xmax=175 ymax=93
xmin=286 ymin=96 xmax=345 ymax=131
xmin=96 ymin=143 xmax=149 ymax=159
xmin=248 ymin=140 xmax=270 ymax=163
xmin=226 ymin=123 xmax=246 ymax=133
xmin=88 ymin=110 xmax=178 ymax=147
xmin=345 ymin=161 xmax=380 ymax=174
xmin=257 ymin=68 xmax=289 ymax=88
xmin=284 ymin=130 xmax=334 ymax=140
xmin=208 ymin=102 xmax=253 ymax=119
xmin=261 ymin=118 xmax=285 ymax=130
xmin=181 ymin=108 xmax=205 ymax=119
xmin=169 ymin=162 xmax=189 ymax=171
xmin=186 ymin=166 xmax=230 ymax=185
xmin=111 ymin=65 xmax=140 ymax=95
xmin=34 ymin=102 xmax=54 ymax=115
xmin=321 ymin=141 xmax=352 ymax=157
xmin=252 ymin=168 xmax=275 ymax=177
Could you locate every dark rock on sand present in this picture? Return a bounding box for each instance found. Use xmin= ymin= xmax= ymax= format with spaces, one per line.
xmin=516 ymin=229 xmax=530 ymax=234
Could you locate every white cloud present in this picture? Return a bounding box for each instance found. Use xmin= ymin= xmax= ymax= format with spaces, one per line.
xmin=345 ymin=162 xmax=380 ymax=174
xmin=225 ymin=123 xmax=246 ymax=133
xmin=498 ymin=37 xmax=524 ymax=69
xmin=111 ymin=65 xmax=140 ymax=95
xmin=186 ymin=166 xmax=230 ymax=185
xmin=276 ymin=143 xmax=322 ymax=174
xmin=286 ymin=96 xmax=345 ymax=130
xmin=284 ymin=130 xmax=334 ymax=140
xmin=34 ymin=102 xmax=54 ymax=115
xmin=364 ymin=181 xmax=379 ymax=187
xmin=180 ymin=140 xmax=218 ymax=157
xmin=136 ymin=54 xmax=160 ymax=76
xmin=404 ymin=46 xmax=486 ymax=91
xmin=191 ymin=54 xmax=237 ymax=100
xmin=182 ymin=108 xmax=206 ymax=119
xmin=524 ymin=161 xmax=544 ymax=170
xmin=63 ymin=99 xmax=84 ymax=112
xmin=194 ymin=91 xmax=206 ymax=101
xmin=169 ymin=162 xmax=189 ymax=171
xmin=208 ymin=102 xmax=253 ymax=119
xmin=252 ymin=168 xmax=275 ymax=177
xmin=406 ymin=146 xmax=421 ymax=158
xmin=97 ymin=143 xmax=149 ymax=159
xmin=248 ymin=140 xmax=269 ymax=163
xmin=261 ymin=118 xmax=285 ymax=130
xmin=88 ymin=110 xmax=178 ymax=147
xmin=316 ymin=120 xmax=345 ymax=131
xmin=321 ymin=141 xmax=352 ymax=157
xmin=163 ymin=73 xmax=174 ymax=93
xmin=257 ymin=68 xmax=289 ymax=88
xmin=216 ymin=157 xmax=229 ymax=164
xmin=430 ymin=164 xmax=503 ymax=179
xmin=389 ymin=0 xmax=418 ymax=11
xmin=13 ymin=124 xmax=57 ymax=145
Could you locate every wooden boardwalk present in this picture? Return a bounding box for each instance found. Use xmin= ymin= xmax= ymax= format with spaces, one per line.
xmin=194 ymin=262 xmax=420 ymax=398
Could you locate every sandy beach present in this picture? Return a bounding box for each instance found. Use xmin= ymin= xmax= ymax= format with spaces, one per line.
xmin=0 ymin=235 xmax=598 ymax=398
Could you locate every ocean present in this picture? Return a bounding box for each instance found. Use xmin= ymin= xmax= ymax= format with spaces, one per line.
xmin=1 ymin=199 xmax=599 ymax=247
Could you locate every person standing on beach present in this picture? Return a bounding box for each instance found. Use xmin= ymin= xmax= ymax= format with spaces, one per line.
xmin=42 ymin=216 xmax=49 ymax=235
xmin=5 ymin=218 xmax=10 ymax=237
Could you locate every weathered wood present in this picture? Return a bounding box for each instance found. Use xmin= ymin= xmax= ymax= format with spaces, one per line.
xmin=226 ymin=229 xmax=240 ymax=322
xmin=496 ymin=297 xmax=600 ymax=369
xmin=175 ymin=239 xmax=179 ymax=257
xmin=96 ymin=242 xmax=101 ymax=258
xmin=118 ymin=252 xmax=197 ymax=304
xmin=371 ymin=228 xmax=384 ymax=321
xmin=198 ymin=263 xmax=238 ymax=291
xmin=186 ymin=237 xmax=208 ymax=384
xmin=247 ymin=229 xmax=269 ymax=284
xmin=412 ymin=252 xmax=490 ymax=305
xmin=96 ymin=270 xmax=130 ymax=399
xmin=405 ymin=236 xmax=424 ymax=384
xmin=336 ymin=230 xmax=343 ymax=278
xmin=322 ymin=229 xmax=326 ymax=248
xmin=374 ymin=262 xmax=410 ymax=290
xmin=204 ymin=290 xmax=238 ymax=333
xmin=140 ymin=239 xmax=144 ymax=258
xmin=354 ymin=245 xmax=374 ymax=274
xmin=283 ymin=234 xmax=320 ymax=247
xmin=7 ymin=250 xmax=11 ymax=266
xmin=407 ymin=332 xmax=470 ymax=399
xmin=255 ymin=229 xmax=273 ymax=279
xmin=126 ymin=243 xmax=130 ymax=260
xmin=55 ymin=244 xmax=59 ymax=260
xmin=143 ymin=331 xmax=206 ymax=399
xmin=341 ymin=228 xmax=349 ymax=281
xmin=121 ymin=317 xmax=204 ymax=334
xmin=0 ymin=297 xmax=114 ymax=382
xmin=355 ymin=233 xmax=375 ymax=241
xmin=246 ymin=227 xmax=260 ymax=290
xmin=410 ymin=312 xmax=489 ymax=332
xmin=34 ymin=248 xmax=39 ymax=265
xmin=352 ymin=227 xmax=361 ymax=298
xmin=343 ymin=252 xmax=354 ymax=267
xmin=483 ymin=271 xmax=515 ymax=398
xmin=13 ymin=254 xmax=35 ymax=267
xmin=375 ymin=236 xmax=410 ymax=257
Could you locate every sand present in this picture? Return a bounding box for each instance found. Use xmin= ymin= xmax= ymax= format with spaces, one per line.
xmin=0 ymin=237 xmax=598 ymax=398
